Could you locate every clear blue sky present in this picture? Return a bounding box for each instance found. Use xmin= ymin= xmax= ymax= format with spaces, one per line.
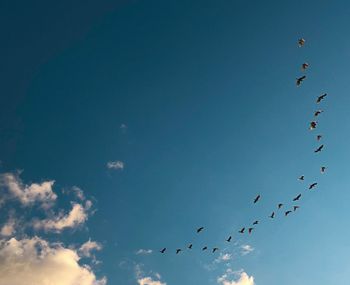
xmin=1 ymin=1 xmax=350 ymax=284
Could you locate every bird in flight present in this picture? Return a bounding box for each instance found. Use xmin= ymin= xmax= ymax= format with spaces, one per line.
xmin=176 ymin=249 xmax=182 ymax=254
xmin=239 ymin=227 xmax=245 ymax=234
xmin=197 ymin=227 xmax=204 ymax=233
xmin=317 ymin=93 xmax=327 ymax=103
xmin=309 ymin=182 xmax=318 ymax=190
xmin=298 ymin=38 xmax=306 ymax=47
xmin=316 ymin=135 xmax=322 ymax=141
xmin=226 ymin=236 xmax=232 ymax=242
xmin=253 ymin=195 xmax=261 ymax=204
xmin=202 ymin=246 xmax=208 ymax=251
xmin=321 ymin=166 xmax=326 ymax=173
xmin=269 ymin=212 xmax=275 ymax=219
xmin=309 ymin=121 xmax=317 ymax=130
xmin=293 ymin=194 xmax=302 ymax=201
xmin=296 ymin=75 xmax=306 ymax=86
xmin=278 ymin=203 xmax=283 ymax=209
xmin=160 ymin=248 xmax=166 ymax=254
xmin=298 ymin=175 xmax=305 ymax=181
xmin=293 ymin=206 xmax=300 ymax=211
xmin=301 ymin=62 xmax=309 ymax=71
xmin=188 ymin=244 xmax=193 ymax=249
xmin=285 ymin=210 xmax=292 ymax=216
xmin=314 ymin=144 xmax=324 ymax=153
xmin=253 ymin=220 xmax=259 ymax=225
xmin=248 ymin=228 xmax=254 ymax=234
xmin=212 ymin=247 xmax=219 ymax=253
xmin=314 ymin=110 xmax=323 ymax=117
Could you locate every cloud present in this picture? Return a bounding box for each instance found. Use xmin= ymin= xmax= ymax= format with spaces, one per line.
xmin=72 ymin=186 xmax=86 ymax=201
xmin=107 ymin=161 xmax=124 ymax=170
xmin=0 ymin=173 xmax=57 ymax=208
xmin=217 ymin=270 xmax=254 ymax=285
xmin=0 ymin=237 xmax=106 ymax=285
xmin=137 ymin=277 xmax=166 ymax=285
xmin=0 ymin=218 xmax=16 ymax=237
xmin=136 ymin=249 xmax=153 ymax=255
xmin=240 ymin=245 xmax=254 ymax=256
xmin=33 ymin=203 xmax=89 ymax=232
xmin=79 ymin=240 xmax=102 ymax=258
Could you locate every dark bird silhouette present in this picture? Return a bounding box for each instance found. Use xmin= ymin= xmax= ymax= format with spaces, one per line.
xmin=212 ymin=247 xmax=219 ymax=253
xmin=278 ymin=203 xmax=283 ymax=209
xmin=253 ymin=220 xmax=259 ymax=225
xmin=296 ymin=75 xmax=306 ymax=86
xmin=226 ymin=236 xmax=232 ymax=242
xmin=309 ymin=182 xmax=318 ymax=190
xmin=321 ymin=166 xmax=326 ymax=173
xmin=293 ymin=194 xmax=302 ymax=201
xmin=293 ymin=206 xmax=300 ymax=211
xmin=160 ymin=248 xmax=166 ymax=254
xmin=202 ymin=246 xmax=208 ymax=251
xmin=301 ymin=62 xmax=309 ymax=70
xmin=285 ymin=210 xmax=292 ymax=216
xmin=176 ymin=249 xmax=182 ymax=254
xmin=309 ymin=121 xmax=317 ymax=130
xmin=239 ymin=227 xmax=245 ymax=234
xmin=314 ymin=110 xmax=323 ymax=117
xmin=298 ymin=175 xmax=305 ymax=181
xmin=317 ymin=135 xmax=323 ymax=141
xmin=248 ymin=228 xmax=254 ymax=234
xmin=188 ymin=244 xmax=193 ymax=249
xmin=317 ymin=93 xmax=327 ymax=103
xmin=269 ymin=212 xmax=275 ymax=219
xmin=253 ymin=195 xmax=261 ymax=204
xmin=314 ymin=144 xmax=324 ymax=153
xmin=197 ymin=227 xmax=204 ymax=233
xmin=298 ymin=38 xmax=306 ymax=47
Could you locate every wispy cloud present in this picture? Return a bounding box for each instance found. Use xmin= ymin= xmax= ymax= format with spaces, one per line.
xmin=79 ymin=239 xmax=102 ymax=258
xmin=107 ymin=161 xmax=124 ymax=170
xmin=0 ymin=217 xmax=16 ymax=237
xmin=240 ymin=245 xmax=254 ymax=256
xmin=135 ymin=264 xmax=166 ymax=285
xmin=217 ymin=269 xmax=254 ymax=285
xmin=136 ymin=249 xmax=153 ymax=255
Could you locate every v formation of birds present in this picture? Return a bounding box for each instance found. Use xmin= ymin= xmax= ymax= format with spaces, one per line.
xmin=159 ymin=38 xmax=328 ymax=255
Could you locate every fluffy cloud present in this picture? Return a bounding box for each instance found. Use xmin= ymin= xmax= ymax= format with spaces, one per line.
xmin=0 ymin=173 xmax=57 ymax=208
xmin=0 ymin=237 xmax=106 ymax=285
xmin=137 ymin=277 xmax=166 ymax=285
xmin=136 ymin=249 xmax=153 ymax=255
xmin=240 ymin=245 xmax=254 ymax=256
xmin=79 ymin=239 xmax=102 ymax=258
xmin=0 ymin=218 xmax=16 ymax=237
xmin=33 ymin=203 xmax=89 ymax=232
xmin=106 ymin=161 xmax=124 ymax=170
xmin=217 ymin=270 xmax=254 ymax=285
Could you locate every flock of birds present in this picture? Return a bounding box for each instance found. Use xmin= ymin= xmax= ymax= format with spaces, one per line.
xmin=159 ymin=38 xmax=328 ymax=255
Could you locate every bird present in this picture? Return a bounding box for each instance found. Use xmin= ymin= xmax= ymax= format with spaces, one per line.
xmin=248 ymin=227 xmax=254 ymax=234
xmin=176 ymin=249 xmax=182 ymax=254
xmin=317 ymin=93 xmax=327 ymax=103
xmin=196 ymin=227 xmax=204 ymax=233
xmin=212 ymin=247 xmax=219 ymax=253
xmin=314 ymin=110 xmax=323 ymax=117
xmin=293 ymin=206 xmax=300 ymax=211
xmin=253 ymin=220 xmax=259 ymax=225
xmin=202 ymin=246 xmax=208 ymax=251
xmin=296 ymin=75 xmax=306 ymax=86
xmin=298 ymin=175 xmax=305 ymax=181
xmin=321 ymin=166 xmax=326 ymax=173
xmin=226 ymin=236 xmax=232 ymax=242
xmin=301 ymin=62 xmax=309 ymax=71
xmin=309 ymin=182 xmax=318 ymax=190
xmin=253 ymin=195 xmax=261 ymax=204
xmin=298 ymin=38 xmax=306 ymax=47
xmin=278 ymin=203 xmax=283 ymax=209
xmin=314 ymin=144 xmax=324 ymax=153
xmin=269 ymin=212 xmax=275 ymax=219
xmin=316 ymin=135 xmax=323 ymax=141
xmin=239 ymin=227 xmax=245 ymax=234
xmin=309 ymin=121 xmax=317 ymax=130
xmin=188 ymin=244 xmax=193 ymax=249
xmin=160 ymin=248 xmax=166 ymax=254
xmin=285 ymin=210 xmax=292 ymax=216
xmin=293 ymin=194 xmax=302 ymax=201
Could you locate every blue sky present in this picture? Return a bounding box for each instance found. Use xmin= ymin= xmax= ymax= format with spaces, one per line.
xmin=1 ymin=1 xmax=350 ymax=284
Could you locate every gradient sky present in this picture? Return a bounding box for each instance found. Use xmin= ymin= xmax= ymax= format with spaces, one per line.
xmin=1 ymin=1 xmax=350 ymax=285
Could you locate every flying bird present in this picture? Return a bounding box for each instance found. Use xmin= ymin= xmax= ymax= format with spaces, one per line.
xmin=309 ymin=121 xmax=317 ymax=130
xmin=278 ymin=203 xmax=283 ymax=209
xmin=285 ymin=210 xmax=292 ymax=216
xmin=248 ymin=228 xmax=254 ymax=234
xmin=176 ymin=249 xmax=182 ymax=254
xmin=253 ymin=195 xmax=261 ymax=204
xmin=253 ymin=220 xmax=259 ymax=225
xmin=202 ymin=246 xmax=208 ymax=251
xmin=316 ymin=135 xmax=322 ymax=141
xmin=212 ymin=247 xmax=219 ymax=253
xmin=321 ymin=166 xmax=326 ymax=173
xmin=298 ymin=175 xmax=305 ymax=181
xmin=298 ymin=38 xmax=306 ymax=47
xmin=197 ymin=227 xmax=204 ymax=233
xmin=314 ymin=110 xmax=323 ymax=117
xmin=296 ymin=75 xmax=306 ymax=86
xmin=309 ymin=182 xmax=318 ymax=190
xmin=317 ymin=93 xmax=327 ymax=103
xmin=226 ymin=236 xmax=232 ymax=242
xmin=160 ymin=248 xmax=166 ymax=254
xmin=293 ymin=206 xmax=300 ymax=211
xmin=293 ymin=194 xmax=302 ymax=201
xmin=188 ymin=244 xmax=193 ymax=249
xmin=314 ymin=144 xmax=324 ymax=153
xmin=269 ymin=212 xmax=275 ymax=219
xmin=301 ymin=62 xmax=309 ymax=70
xmin=239 ymin=227 xmax=245 ymax=234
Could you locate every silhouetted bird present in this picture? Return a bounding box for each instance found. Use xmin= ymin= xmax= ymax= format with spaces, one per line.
xmin=248 ymin=228 xmax=254 ymax=234
xmin=321 ymin=166 xmax=326 ymax=173
xmin=212 ymin=247 xmax=219 ymax=253
xmin=226 ymin=236 xmax=232 ymax=242
xmin=314 ymin=110 xmax=323 ymax=117
xmin=293 ymin=194 xmax=302 ymax=201
xmin=301 ymin=63 xmax=309 ymax=70
xmin=253 ymin=195 xmax=261 ymax=204
xmin=296 ymin=75 xmax=306 ymax=86
xmin=298 ymin=38 xmax=306 ymax=47
xmin=317 ymin=93 xmax=327 ymax=103
xmin=197 ymin=227 xmax=204 ymax=233
xmin=239 ymin=227 xmax=245 ymax=234
xmin=269 ymin=212 xmax=275 ymax=219
xmin=278 ymin=203 xmax=283 ymax=209
xmin=202 ymin=246 xmax=208 ymax=251
xmin=299 ymin=175 xmax=305 ymax=181
xmin=285 ymin=210 xmax=292 ymax=216
xmin=293 ymin=206 xmax=300 ymax=211
xmin=253 ymin=220 xmax=259 ymax=225
xmin=188 ymin=244 xmax=193 ymax=249
xmin=310 ymin=121 xmax=317 ymax=130
xmin=160 ymin=248 xmax=166 ymax=254
xmin=176 ymin=249 xmax=182 ymax=254
xmin=309 ymin=182 xmax=318 ymax=190
xmin=317 ymin=135 xmax=322 ymax=141
xmin=314 ymin=145 xmax=324 ymax=153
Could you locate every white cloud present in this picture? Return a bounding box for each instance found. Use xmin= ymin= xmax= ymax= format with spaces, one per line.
xmin=137 ymin=277 xmax=166 ymax=285
xmin=107 ymin=161 xmax=124 ymax=170
xmin=0 ymin=237 xmax=106 ymax=285
xmin=240 ymin=245 xmax=254 ymax=256
xmin=0 ymin=218 xmax=16 ymax=237
xmin=0 ymin=173 xmax=57 ymax=208
xmin=33 ymin=203 xmax=89 ymax=232
xmin=136 ymin=249 xmax=153 ymax=255
xmin=79 ymin=240 xmax=102 ymax=258
xmin=217 ymin=270 xmax=254 ymax=285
